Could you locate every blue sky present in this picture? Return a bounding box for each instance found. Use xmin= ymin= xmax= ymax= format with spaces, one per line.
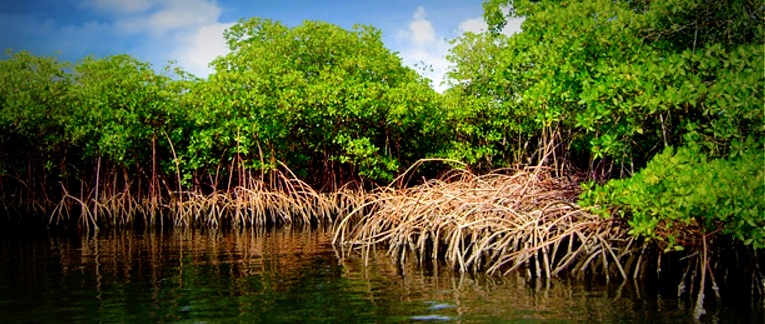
xmin=0 ymin=0 xmax=522 ymax=90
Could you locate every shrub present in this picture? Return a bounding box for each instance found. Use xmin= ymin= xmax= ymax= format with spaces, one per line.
xmin=580 ymin=145 xmax=765 ymax=250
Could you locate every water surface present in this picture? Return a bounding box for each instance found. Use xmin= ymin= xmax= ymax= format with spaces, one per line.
xmin=0 ymin=226 xmax=760 ymax=322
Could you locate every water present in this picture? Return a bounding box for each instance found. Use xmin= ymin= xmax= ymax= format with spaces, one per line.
xmin=0 ymin=226 xmax=761 ymax=323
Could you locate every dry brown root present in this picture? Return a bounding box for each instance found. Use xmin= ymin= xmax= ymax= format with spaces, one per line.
xmin=333 ymin=164 xmax=637 ymax=279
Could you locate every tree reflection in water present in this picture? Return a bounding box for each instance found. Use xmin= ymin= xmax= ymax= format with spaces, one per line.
xmin=0 ymin=226 xmax=760 ymax=322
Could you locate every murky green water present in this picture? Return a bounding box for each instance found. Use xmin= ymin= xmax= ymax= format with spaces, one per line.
xmin=0 ymin=226 xmax=761 ymax=323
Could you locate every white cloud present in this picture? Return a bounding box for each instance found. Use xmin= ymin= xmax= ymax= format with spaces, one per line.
xmin=106 ymin=0 xmax=222 ymax=37
xmin=501 ymin=16 xmax=524 ymax=36
xmin=82 ymin=0 xmax=233 ymax=77
xmin=148 ymin=0 xmax=221 ymax=34
xmin=396 ymin=7 xmax=451 ymax=92
xmin=458 ymin=17 xmax=487 ymax=34
xmin=395 ymin=6 xmax=525 ymax=92
xmin=174 ymin=22 xmax=233 ymax=77
xmin=407 ymin=7 xmax=435 ymax=45
xmin=457 ymin=7 xmax=524 ymax=36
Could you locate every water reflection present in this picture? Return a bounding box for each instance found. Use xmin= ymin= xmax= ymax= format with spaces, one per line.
xmin=0 ymin=226 xmax=761 ymax=323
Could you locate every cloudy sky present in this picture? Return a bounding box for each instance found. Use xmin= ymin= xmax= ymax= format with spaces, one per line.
xmin=0 ymin=0 xmax=522 ymax=91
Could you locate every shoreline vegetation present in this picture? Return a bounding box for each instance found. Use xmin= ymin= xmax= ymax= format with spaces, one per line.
xmin=0 ymin=0 xmax=762 ymax=319
xmin=5 ymin=158 xmax=764 ymax=316
xmin=333 ymin=162 xmax=637 ymax=280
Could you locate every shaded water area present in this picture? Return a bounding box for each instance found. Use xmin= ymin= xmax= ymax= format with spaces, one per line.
xmin=1 ymin=225 xmax=762 ymax=323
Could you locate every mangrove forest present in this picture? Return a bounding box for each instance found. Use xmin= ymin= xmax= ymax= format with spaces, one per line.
xmin=1 ymin=0 xmax=763 ymax=319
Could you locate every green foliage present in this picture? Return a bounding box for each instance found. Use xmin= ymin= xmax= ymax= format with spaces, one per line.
xmin=450 ymin=0 xmax=764 ymax=249
xmin=0 ymin=50 xmax=76 ymax=196
xmin=68 ymin=55 xmax=181 ymax=166
xmin=449 ymin=0 xmax=764 ymax=172
xmin=580 ymin=145 xmax=765 ymax=250
xmin=0 ymin=16 xmax=449 ymax=221
xmin=0 ymin=1 xmax=761 ymax=243
xmin=0 ymin=49 xmax=191 ymax=216
xmin=637 ymin=0 xmax=763 ymax=51
xmin=0 ymin=50 xmax=71 ymax=155
xmin=443 ymin=28 xmax=539 ymax=170
xmin=182 ymin=18 xmax=444 ymax=185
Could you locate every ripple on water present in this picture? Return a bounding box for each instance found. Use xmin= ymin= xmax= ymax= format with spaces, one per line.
xmin=410 ymin=314 xmax=454 ymax=321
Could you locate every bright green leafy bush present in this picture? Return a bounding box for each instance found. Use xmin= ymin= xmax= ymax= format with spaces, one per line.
xmin=181 ymin=19 xmax=445 ymax=187
xmin=451 ymin=0 xmax=764 ymax=250
xmin=580 ymin=145 xmax=765 ymax=250
xmin=449 ymin=0 xmax=763 ymax=173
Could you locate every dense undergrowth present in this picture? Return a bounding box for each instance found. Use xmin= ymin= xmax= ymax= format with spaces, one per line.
xmin=0 ymin=0 xmax=762 ymax=318
xmin=334 ymin=162 xmax=639 ymax=280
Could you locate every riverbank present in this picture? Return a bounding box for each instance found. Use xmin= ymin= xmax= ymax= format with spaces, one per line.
xmin=3 ymin=161 xmax=764 ymax=319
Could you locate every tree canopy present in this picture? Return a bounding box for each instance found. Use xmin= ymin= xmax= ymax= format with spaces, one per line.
xmin=448 ymin=0 xmax=763 ymax=249
xmin=181 ymin=19 xmax=445 ymax=188
xmin=0 ymin=19 xmax=448 ymax=222
xmin=0 ymin=1 xmax=762 ymax=249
